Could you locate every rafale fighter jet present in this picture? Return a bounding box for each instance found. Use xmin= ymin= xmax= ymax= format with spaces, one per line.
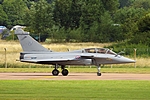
xmin=14 ymin=28 xmax=135 ymax=76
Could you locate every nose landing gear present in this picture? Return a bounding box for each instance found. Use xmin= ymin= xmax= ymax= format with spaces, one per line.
xmin=97 ymin=64 xmax=101 ymax=76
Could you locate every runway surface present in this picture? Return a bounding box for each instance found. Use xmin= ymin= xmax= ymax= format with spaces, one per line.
xmin=0 ymin=73 xmax=150 ymax=80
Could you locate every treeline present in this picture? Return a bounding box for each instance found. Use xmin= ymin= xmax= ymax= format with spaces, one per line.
xmin=0 ymin=0 xmax=150 ymax=45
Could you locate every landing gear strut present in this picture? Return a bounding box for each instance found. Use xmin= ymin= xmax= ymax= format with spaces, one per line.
xmin=97 ymin=64 xmax=101 ymax=76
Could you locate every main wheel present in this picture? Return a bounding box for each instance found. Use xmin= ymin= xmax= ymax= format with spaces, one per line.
xmin=62 ymin=69 xmax=69 ymax=76
xmin=52 ymin=69 xmax=59 ymax=76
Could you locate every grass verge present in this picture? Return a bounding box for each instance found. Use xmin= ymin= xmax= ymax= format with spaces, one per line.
xmin=0 ymin=80 xmax=150 ymax=100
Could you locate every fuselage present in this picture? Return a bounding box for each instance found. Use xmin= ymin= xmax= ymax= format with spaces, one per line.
xmin=20 ymin=48 xmax=135 ymax=66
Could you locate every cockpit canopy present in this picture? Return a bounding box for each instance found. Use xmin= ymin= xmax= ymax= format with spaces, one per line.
xmin=84 ymin=48 xmax=117 ymax=55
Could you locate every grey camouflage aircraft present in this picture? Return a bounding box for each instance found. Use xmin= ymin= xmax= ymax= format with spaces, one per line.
xmin=14 ymin=28 xmax=135 ymax=76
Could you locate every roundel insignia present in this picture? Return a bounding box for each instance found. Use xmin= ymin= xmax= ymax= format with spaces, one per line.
xmin=75 ymin=55 xmax=80 ymax=59
xmin=28 ymin=41 xmax=33 ymax=46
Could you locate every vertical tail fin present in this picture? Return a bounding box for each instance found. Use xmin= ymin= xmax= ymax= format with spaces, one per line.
xmin=15 ymin=28 xmax=49 ymax=52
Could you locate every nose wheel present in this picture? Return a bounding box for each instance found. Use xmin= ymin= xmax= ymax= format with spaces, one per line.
xmin=97 ymin=72 xmax=101 ymax=76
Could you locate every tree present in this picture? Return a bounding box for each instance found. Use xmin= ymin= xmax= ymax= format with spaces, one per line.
xmin=0 ymin=5 xmax=7 ymax=26
xmin=80 ymin=0 xmax=104 ymax=29
xmin=0 ymin=0 xmax=3 ymax=4
xmin=99 ymin=12 xmax=121 ymax=42
xmin=131 ymin=0 xmax=150 ymax=10
xmin=119 ymin=0 xmax=134 ymax=8
xmin=80 ymin=0 xmax=121 ymax=42
xmin=2 ymin=0 xmax=28 ymax=28
xmin=80 ymin=0 xmax=105 ymax=42
xmin=101 ymin=0 xmax=119 ymax=13
xmin=137 ymin=14 xmax=150 ymax=32
xmin=53 ymin=0 xmax=82 ymax=42
xmin=53 ymin=0 xmax=81 ymax=30
xmin=113 ymin=7 xmax=146 ymax=40
xmin=87 ymin=11 xmax=122 ymax=43
xmin=24 ymin=0 xmax=54 ymax=42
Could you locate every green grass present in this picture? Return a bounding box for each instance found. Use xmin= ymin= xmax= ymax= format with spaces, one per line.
xmin=1 ymin=68 xmax=150 ymax=73
xmin=0 ymin=80 xmax=150 ymax=100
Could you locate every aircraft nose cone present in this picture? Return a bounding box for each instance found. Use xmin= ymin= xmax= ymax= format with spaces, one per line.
xmin=121 ymin=57 xmax=136 ymax=63
xmin=127 ymin=59 xmax=136 ymax=63
xmin=114 ymin=56 xmax=136 ymax=64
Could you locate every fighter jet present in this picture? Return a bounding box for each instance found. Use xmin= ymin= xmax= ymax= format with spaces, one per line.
xmin=14 ymin=28 xmax=135 ymax=76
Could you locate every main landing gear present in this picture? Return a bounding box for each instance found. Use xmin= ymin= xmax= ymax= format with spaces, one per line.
xmin=52 ymin=64 xmax=69 ymax=76
xmin=97 ymin=64 xmax=101 ymax=76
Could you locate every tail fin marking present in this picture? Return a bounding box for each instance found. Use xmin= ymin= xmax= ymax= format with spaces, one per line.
xmin=15 ymin=28 xmax=49 ymax=52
